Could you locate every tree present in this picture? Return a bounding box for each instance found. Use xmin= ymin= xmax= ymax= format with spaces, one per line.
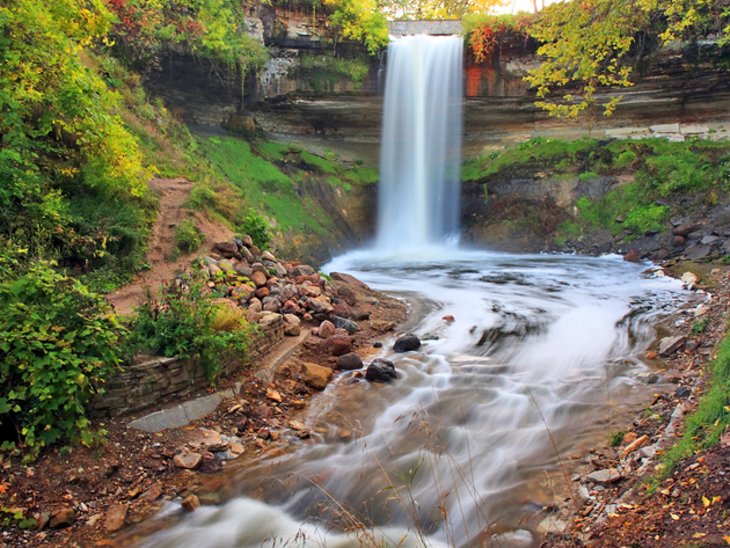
xmin=379 ymin=0 xmax=504 ymax=19
xmin=325 ymin=0 xmax=389 ymax=54
xmin=525 ymin=0 xmax=730 ymax=118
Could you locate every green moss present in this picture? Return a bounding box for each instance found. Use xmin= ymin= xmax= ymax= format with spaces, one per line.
xmin=296 ymin=53 xmax=370 ymax=92
xmin=300 ymin=151 xmax=339 ymax=174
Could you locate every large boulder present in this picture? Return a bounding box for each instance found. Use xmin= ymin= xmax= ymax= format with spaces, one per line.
xmin=213 ymin=241 xmax=240 ymax=259
xmin=393 ymin=334 xmax=421 ymax=353
xmin=336 ymin=352 xmax=364 ymax=371
xmin=365 ymin=359 xmax=397 ymax=383
xmin=300 ymin=362 xmax=333 ymax=390
xmin=331 ymin=315 xmax=359 ymax=334
xmin=325 ymin=334 xmax=352 ymax=356
xmin=283 ymin=314 xmax=301 ymax=336
xmin=318 ymin=320 xmax=336 ymax=339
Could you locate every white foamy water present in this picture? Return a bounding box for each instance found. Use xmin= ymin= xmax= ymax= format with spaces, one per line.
xmin=141 ymin=248 xmax=686 ymax=548
xmin=377 ymin=35 xmax=463 ymax=251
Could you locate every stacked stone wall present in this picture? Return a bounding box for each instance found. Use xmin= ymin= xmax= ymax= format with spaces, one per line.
xmin=93 ymin=317 xmax=284 ymax=417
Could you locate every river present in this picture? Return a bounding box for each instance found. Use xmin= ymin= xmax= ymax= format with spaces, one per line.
xmin=141 ymin=246 xmax=685 ymax=547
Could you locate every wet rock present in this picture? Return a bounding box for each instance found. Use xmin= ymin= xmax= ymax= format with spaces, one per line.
xmin=331 ymin=315 xmax=359 ymax=334
xmin=680 ymin=271 xmax=698 ymax=286
xmin=394 ymin=334 xmax=421 ymax=353
xmin=442 ymin=314 xmax=455 ymax=322
xmin=300 ymin=362 xmax=333 ymax=390
xmin=672 ymin=235 xmax=686 ymax=247
xmin=659 ymin=335 xmax=686 ymax=356
xmin=336 ymin=352 xmax=364 ymax=371
xmin=266 ymin=387 xmax=282 ymax=403
xmin=623 ymin=249 xmax=640 ymax=262
xmin=241 ymin=234 xmax=254 ymax=247
xmin=191 ymin=429 xmax=228 ymax=452
xmin=49 ymin=507 xmax=76 ymax=528
xmin=262 ymin=296 xmax=281 ymax=312
xmin=701 ymin=234 xmax=719 ymax=245
xmin=318 ymin=320 xmax=336 ymax=339
xmin=283 ymin=314 xmax=301 ymax=336
xmin=675 ymin=386 xmax=691 ymax=398
xmin=261 ymin=250 xmax=276 ymax=262
xmin=366 ymin=358 xmax=397 ymax=383
xmin=181 ymin=495 xmax=200 ymax=512
xmin=104 ymin=503 xmax=128 ymax=533
xmin=173 ymin=448 xmax=202 ymax=470
xmin=585 ymin=468 xmax=623 ymax=485
xmin=325 ymin=334 xmax=352 ymax=356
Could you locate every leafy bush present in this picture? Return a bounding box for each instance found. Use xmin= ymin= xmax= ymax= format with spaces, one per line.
xmin=0 ymin=258 xmax=124 ymax=458
xmin=128 ymin=282 xmax=252 ymax=383
xmin=175 ymin=219 xmax=204 ymax=254
xmin=241 ymin=208 xmax=273 ymax=249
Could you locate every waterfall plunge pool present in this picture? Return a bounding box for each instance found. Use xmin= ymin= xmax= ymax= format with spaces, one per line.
xmin=139 ymin=247 xmax=689 ymax=548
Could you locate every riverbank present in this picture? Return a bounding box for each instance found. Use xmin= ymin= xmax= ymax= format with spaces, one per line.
xmin=0 ymin=271 xmax=407 ymax=547
xmin=2 ymin=256 xmax=728 ymax=547
xmin=545 ymin=258 xmax=730 ymax=546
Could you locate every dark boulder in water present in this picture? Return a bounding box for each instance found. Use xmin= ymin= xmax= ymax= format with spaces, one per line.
xmin=365 ymin=358 xmax=397 ymax=383
xmin=393 ymin=334 xmax=421 ymax=353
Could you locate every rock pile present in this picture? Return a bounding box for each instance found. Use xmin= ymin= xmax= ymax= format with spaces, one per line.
xmin=195 ymin=238 xmax=372 ymax=349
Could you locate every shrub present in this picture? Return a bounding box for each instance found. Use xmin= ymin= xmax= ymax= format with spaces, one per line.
xmin=0 ymin=259 xmax=124 ymax=458
xmin=128 ymin=282 xmax=251 ymax=382
xmin=240 ymin=208 xmax=273 ymax=249
xmin=175 ymin=219 xmax=204 ymax=254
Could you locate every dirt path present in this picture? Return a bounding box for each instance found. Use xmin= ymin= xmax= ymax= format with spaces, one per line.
xmin=107 ymin=177 xmax=233 ymax=315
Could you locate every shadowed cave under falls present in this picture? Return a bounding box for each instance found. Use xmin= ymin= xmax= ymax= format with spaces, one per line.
xmin=141 ymin=35 xmax=688 ymax=547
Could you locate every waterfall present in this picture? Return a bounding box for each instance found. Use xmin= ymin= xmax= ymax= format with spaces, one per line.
xmin=376 ymin=35 xmax=464 ymax=252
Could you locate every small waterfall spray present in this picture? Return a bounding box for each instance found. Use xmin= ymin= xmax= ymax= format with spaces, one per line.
xmin=376 ymin=35 xmax=464 ymax=252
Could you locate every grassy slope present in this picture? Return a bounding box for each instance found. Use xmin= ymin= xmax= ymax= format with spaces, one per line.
xmin=464 ymin=137 xmax=730 ymax=245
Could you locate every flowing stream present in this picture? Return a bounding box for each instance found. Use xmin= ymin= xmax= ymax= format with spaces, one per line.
xmin=140 ymin=34 xmax=688 ymax=547
xmin=143 ymin=247 xmax=685 ymax=547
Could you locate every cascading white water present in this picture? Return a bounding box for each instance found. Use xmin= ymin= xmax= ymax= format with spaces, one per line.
xmin=377 ymin=35 xmax=463 ymax=251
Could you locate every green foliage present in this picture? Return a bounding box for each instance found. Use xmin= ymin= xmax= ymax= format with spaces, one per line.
xmin=609 ymin=431 xmax=625 ymax=447
xmin=0 ymin=257 xmax=124 ymax=458
xmin=105 ymin=0 xmax=268 ymax=72
xmin=175 ymin=219 xmax=204 ymax=254
xmin=657 ymin=328 xmax=730 ymax=479
xmin=691 ymin=318 xmax=710 ymax=335
xmin=128 ymin=282 xmax=251 ymax=383
xmin=324 ymin=0 xmax=388 ymax=55
xmin=241 ymin=209 xmax=273 ymax=249
xmin=524 ymin=0 xmax=730 ymax=119
xmin=0 ymin=0 xmax=152 ymax=279
xmin=296 ymin=53 xmax=371 ymax=91
xmin=578 ymin=170 xmax=599 ymax=181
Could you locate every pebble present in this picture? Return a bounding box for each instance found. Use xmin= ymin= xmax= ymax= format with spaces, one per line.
xmin=181 ymin=495 xmax=200 ymax=512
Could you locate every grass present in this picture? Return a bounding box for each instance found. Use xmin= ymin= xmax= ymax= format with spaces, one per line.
xmin=655 ymin=329 xmax=730 ymax=480
xmin=197 ymin=136 xmax=380 ymax=248
xmin=464 ymin=136 xmax=730 ymax=245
